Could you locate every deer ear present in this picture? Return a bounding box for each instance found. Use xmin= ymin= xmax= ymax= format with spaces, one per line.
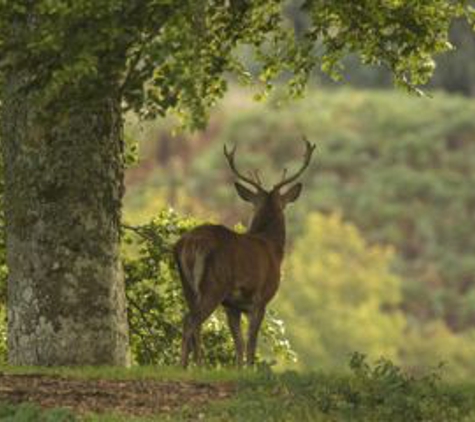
xmin=234 ymin=182 xmax=258 ymax=203
xmin=281 ymin=183 xmax=302 ymax=205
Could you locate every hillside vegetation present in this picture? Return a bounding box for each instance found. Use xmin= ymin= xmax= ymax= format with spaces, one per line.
xmin=123 ymin=88 xmax=475 ymax=377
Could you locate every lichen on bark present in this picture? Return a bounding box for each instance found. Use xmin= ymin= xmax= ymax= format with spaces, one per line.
xmin=1 ymin=70 xmax=130 ymax=366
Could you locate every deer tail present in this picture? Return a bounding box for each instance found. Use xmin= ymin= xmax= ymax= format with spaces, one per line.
xmin=174 ymin=239 xmax=211 ymax=302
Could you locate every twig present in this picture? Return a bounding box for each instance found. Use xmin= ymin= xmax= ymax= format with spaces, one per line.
xmin=121 ymin=223 xmax=175 ymax=254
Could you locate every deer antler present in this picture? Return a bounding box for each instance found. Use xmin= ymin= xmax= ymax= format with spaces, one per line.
xmin=223 ymin=144 xmax=264 ymax=192
xmin=273 ymin=137 xmax=316 ymax=191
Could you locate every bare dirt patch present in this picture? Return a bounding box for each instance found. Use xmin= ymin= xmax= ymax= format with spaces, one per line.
xmin=0 ymin=372 xmax=235 ymax=417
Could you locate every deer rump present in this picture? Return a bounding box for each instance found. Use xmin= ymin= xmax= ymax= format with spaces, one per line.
xmin=175 ymin=224 xmax=280 ymax=313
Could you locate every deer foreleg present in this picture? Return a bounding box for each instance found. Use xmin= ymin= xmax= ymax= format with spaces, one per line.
xmin=246 ymin=307 xmax=266 ymax=366
xmin=225 ymin=306 xmax=244 ymax=367
xmin=192 ymin=324 xmax=203 ymax=365
xmin=181 ymin=289 xmax=225 ymax=368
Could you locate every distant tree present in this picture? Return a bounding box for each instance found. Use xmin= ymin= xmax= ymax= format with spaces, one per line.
xmin=0 ymin=0 xmax=471 ymax=365
xmin=278 ymin=212 xmax=405 ymax=369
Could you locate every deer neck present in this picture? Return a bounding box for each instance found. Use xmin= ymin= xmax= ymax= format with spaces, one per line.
xmin=248 ymin=208 xmax=286 ymax=260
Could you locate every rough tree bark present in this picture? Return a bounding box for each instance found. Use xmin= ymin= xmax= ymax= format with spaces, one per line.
xmin=1 ymin=70 xmax=130 ymax=365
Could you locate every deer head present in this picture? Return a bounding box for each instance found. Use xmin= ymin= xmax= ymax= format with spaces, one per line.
xmin=224 ymin=138 xmax=316 ymax=247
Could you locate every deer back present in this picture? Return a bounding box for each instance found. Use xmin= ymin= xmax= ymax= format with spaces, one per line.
xmin=174 ymin=224 xmax=281 ymax=310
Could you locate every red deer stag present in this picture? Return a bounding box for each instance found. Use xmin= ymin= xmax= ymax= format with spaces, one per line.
xmin=174 ymin=139 xmax=315 ymax=367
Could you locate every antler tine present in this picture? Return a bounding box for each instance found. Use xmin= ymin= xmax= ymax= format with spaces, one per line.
xmin=273 ymin=137 xmax=316 ymax=191
xmin=223 ymin=144 xmax=264 ymax=191
xmin=281 ymin=168 xmax=288 ymax=182
xmin=251 ymin=169 xmax=263 ymax=185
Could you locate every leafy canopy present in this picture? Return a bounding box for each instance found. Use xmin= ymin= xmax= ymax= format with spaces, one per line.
xmin=0 ymin=0 xmax=473 ymax=126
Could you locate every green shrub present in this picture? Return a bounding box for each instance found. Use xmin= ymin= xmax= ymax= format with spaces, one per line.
xmin=203 ymin=353 xmax=473 ymax=422
xmin=123 ymin=208 xmax=296 ymax=366
xmin=341 ymin=352 xmax=460 ymax=421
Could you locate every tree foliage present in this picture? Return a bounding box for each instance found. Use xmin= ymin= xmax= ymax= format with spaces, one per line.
xmin=1 ymin=0 xmax=473 ymax=125
xmin=0 ymin=0 xmax=287 ymax=126
xmin=301 ymin=1 xmax=471 ymax=90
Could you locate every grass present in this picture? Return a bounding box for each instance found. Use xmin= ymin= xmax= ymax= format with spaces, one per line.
xmin=0 ymin=364 xmax=249 ymax=383
xmin=2 ymin=355 xmax=475 ymax=421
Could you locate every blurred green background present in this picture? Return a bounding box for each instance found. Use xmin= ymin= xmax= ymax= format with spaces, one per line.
xmin=121 ymin=16 xmax=475 ymax=375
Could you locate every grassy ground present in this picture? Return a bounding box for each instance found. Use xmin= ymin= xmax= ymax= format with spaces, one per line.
xmin=1 ymin=356 xmax=475 ymax=421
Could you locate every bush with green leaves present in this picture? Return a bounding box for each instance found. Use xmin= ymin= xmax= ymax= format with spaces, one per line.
xmin=204 ymin=353 xmax=474 ymax=422
xmin=335 ymin=352 xmax=468 ymax=421
xmin=123 ymin=208 xmax=295 ymax=367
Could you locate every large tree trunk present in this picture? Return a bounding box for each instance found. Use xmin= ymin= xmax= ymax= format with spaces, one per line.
xmin=1 ymin=72 xmax=130 ymax=365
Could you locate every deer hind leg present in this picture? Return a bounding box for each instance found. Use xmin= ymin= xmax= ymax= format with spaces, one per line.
xmin=181 ymin=311 xmax=206 ymax=368
xmin=246 ymin=307 xmax=266 ymax=366
xmin=178 ymin=251 xmax=204 ymax=368
xmin=192 ymin=321 xmax=203 ymax=365
xmin=181 ymin=312 xmax=196 ymax=368
xmin=179 ymin=282 xmax=200 ymax=368
xmin=181 ymin=289 xmax=227 ymax=368
xmin=181 ymin=314 xmax=207 ymax=368
xmin=225 ymin=306 xmax=244 ymax=367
